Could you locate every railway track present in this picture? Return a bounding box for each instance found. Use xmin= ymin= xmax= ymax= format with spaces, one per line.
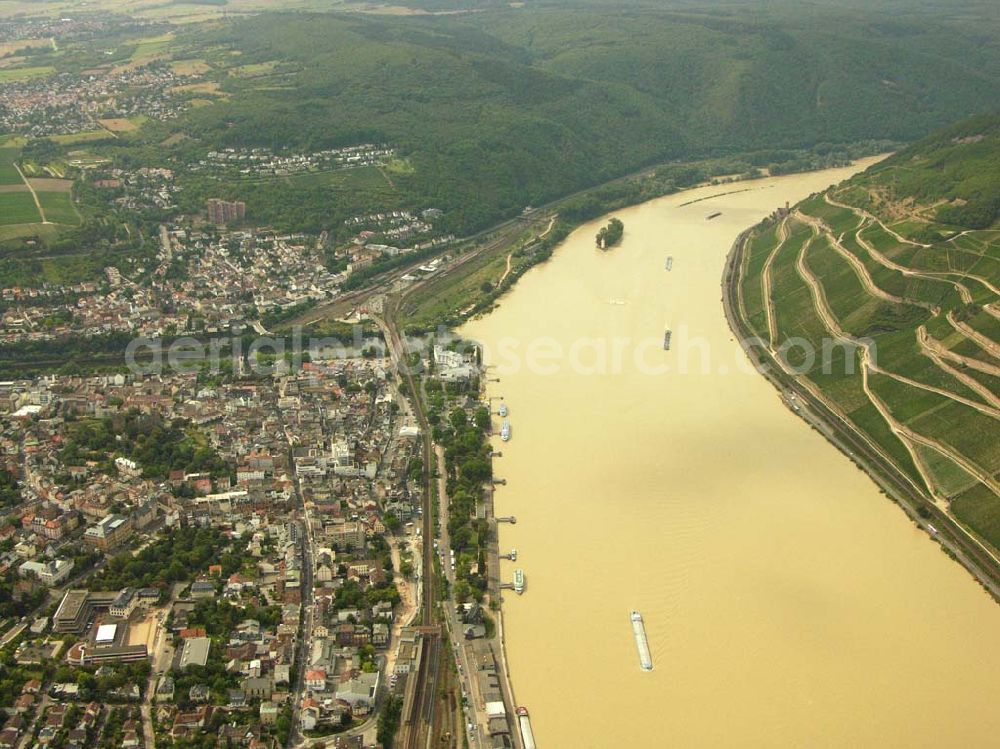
xmin=402 ymin=633 xmax=440 ymax=749
xmin=380 ymin=281 xmax=441 ymax=749
xmin=288 ymin=213 xmax=543 ymax=329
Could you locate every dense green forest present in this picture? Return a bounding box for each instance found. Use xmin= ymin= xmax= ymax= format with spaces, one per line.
xmin=152 ymin=4 xmax=1000 ymax=234
xmin=4 ymin=2 xmax=998 ymax=245
xmin=844 ymin=113 xmax=1000 ymax=231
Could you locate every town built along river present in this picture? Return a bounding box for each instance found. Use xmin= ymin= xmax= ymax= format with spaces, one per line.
xmin=460 ymin=160 xmax=1000 ymax=748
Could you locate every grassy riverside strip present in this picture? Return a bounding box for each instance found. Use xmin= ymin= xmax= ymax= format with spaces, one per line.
xmin=393 ymin=152 xmax=893 ymax=334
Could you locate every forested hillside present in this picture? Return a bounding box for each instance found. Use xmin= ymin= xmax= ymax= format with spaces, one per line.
xmin=841 ymin=114 xmax=1000 ymax=233
xmin=158 ymin=4 xmax=1000 ymax=232
xmin=732 ymin=112 xmax=1000 ymax=552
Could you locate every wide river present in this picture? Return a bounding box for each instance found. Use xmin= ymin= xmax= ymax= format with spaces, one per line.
xmin=460 ymin=161 xmax=1000 ymax=748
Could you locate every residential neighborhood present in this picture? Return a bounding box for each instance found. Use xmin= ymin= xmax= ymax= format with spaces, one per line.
xmin=1 ymin=9 xmax=526 ymax=749
xmin=0 ymin=214 xmax=456 ymax=345
xmin=1 ymin=227 xmax=338 ymax=343
xmin=0 ymin=353 xmax=429 ymax=748
xmin=0 ymin=62 xmax=204 ymax=138
xmin=189 ymin=146 xmax=395 ymax=180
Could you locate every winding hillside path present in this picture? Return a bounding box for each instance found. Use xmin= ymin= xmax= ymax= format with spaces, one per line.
xmin=791 ymin=229 xmax=935 ymax=493
xmin=761 ymin=217 xmax=790 ymax=347
xmin=881 ymin=368 xmax=1000 ymax=419
xmin=826 ymin=193 xmax=1000 ymax=303
xmin=498 ymin=253 xmax=513 ymax=286
xmin=918 ymin=326 xmax=1000 ymax=380
xmin=947 ymin=312 xmax=1000 ymax=361
xmin=796 ymin=210 xmax=923 ymax=308
xmin=804 ymin=200 xmax=999 ymax=412
xmin=824 ymin=193 xmax=929 ymax=246
xmin=734 ymin=193 xmax=1000 ymax=579
xmin=795 ymin=232 xmax=1000 ymax=499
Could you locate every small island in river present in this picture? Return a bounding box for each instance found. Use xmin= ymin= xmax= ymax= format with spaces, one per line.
xmin=596 ymin=217 xmax=624 ymax=249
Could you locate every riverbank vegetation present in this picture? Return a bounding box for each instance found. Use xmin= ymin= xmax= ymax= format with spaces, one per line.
xmin=424 ymin=378 xmax=493 ymax=604
xmin=596 ymin=218 xmax=624 ymax=249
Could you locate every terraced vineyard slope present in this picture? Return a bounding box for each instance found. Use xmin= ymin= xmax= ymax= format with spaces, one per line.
xmin=731 ymin=113 xmax=1000 ymax=557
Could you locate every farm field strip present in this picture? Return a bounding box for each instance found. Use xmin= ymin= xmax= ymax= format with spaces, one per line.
xmin=830 ymin=191 xmax=1000 ymax=301
xmin=744 ymin=172 xmax=1000 ymax=550
xmin=797 ymin=232 xmax=1000 ymax=498
xmin=760 ymin=216 xmax=790 ymax=346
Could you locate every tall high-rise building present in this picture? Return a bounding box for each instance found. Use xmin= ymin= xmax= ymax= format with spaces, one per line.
xmin=207 ymin=198 xmax=246 ymax=225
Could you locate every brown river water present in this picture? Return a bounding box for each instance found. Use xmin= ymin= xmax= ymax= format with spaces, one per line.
xmin=459 ymin=161 xmax=1000 ymax=748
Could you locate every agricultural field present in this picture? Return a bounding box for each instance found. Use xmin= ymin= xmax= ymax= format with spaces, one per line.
xmin=0 ymin=65 xmax=53 ymax=82
xmin=170 ymin=59 xmax=212 ymax=76
xmin=0 ymin=192 xmax=42 ymax=225
xmin=49 ymin=131 xmax=113 ymax=146
xmin=735 ymin=112 xmax=1000 ymax=549
xmin=97 ymin=117 xmax=143 ymax=134
xmin=0 ymin=0 xmax=340 ymax=20
xmin=0 ymin=223 xmax=60 ymax=244
xmin=0 ymin=38 xmax=54 ymax=57
xmin=227 ymin=60 xmax=281 ymax=78
xmin=125 ymin=32 xmax=175 ymax=64
xmin=26 ymin=179 xmax=72 ymax=192
xmin=0 ymin=149 xmax=23 ymax=185
xmin=168 ymin=81 xmax=225 ymax=97
xmin=37 ymin=190 xmax=80 ymax=225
